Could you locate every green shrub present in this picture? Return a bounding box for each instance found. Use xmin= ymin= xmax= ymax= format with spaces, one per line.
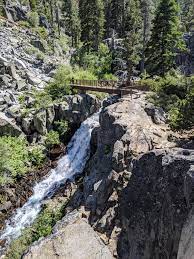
xmin=139 ymin=78 xmax=158 ymax=90
xmin=31 ymin=205 xmax=63 ymax=240
xmin=46 ymin=65 xmax=98 ymax=100
xmin=102 ymin=73 xmax=118 ymax=80
xmin=29 ymin=146 xmax=45 ymax=167
xmin=36 ymin=51 xmax=45 ymax=61
xmin=88 ymin=91 xmax=108 ymax=100
xmin=73 ymin=67 xmax=98 ymax=80
xmin=25 ymin=46 xmax=38 ymax=55
xmin=19 ymin=90 xmax=52 ymax=111
xmin=5 ymin=202 xmax=64 ymax=259
xmin=169 ymin=89 xmax=194 ymax=129
xmin=35 ymin=27 xmax=48 ymax=40
xmin=34 ymin=91 xmax=52 ymax=109
xmin=18 ymin=95 xmax=25 ymax=105
xmin=0 ymin=137 xmax=29 ymax=181
xmin=54 ymin=120 xmax=69 ymax=138
xmin=57 ymin=35 xmax=70 ymax=53
xmin=25 ymin=46 xmax=45 ymax=61
xmin=0 ymin=137 xmax=46 ymax=186
xmin=72 ymin=43 xmax=113 ymax=78
xmin=147 ymin=74 xmax=194 ymax=130
xmin=156 ymin=75 xmax=188 ymax=99
xmin=45 ymin=65 xmax=73 ymax=100
xmin=27 ymin=11 xmax=39 ymax=27
xmin=18 ymin=21 xmax=31 ymax=28
xmin=45 ymin=131 xmax=60 ymax=149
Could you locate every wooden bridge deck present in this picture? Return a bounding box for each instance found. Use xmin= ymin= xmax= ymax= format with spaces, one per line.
xmin=70 ymin=79 xmax=149 ymax=96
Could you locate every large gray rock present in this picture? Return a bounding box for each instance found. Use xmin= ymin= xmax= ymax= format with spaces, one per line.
xmin=3 ymin=91 xmax=17 ymax=106
xmin=33 ymin=109 xmax=47 ymax=135
xmin=26 ymin=72 xmax=42 ymax=86
xmin=177 ymin=207 xmax=194 ymax=259
xmin=46 ymin=106 xmax=55 ymax=130
xmin=23 ymin=212 xmax=113 ymax=259
xmin=4 ymin=1 xmax=27 ymax=22
xmin=118 ymin=149 xmax=194 ymax=259
xmin=57 ymin=94 xmax=101 ymax=125
xmin=21 ymin=115 xmax=34 ymax=135
xmin=145 ymin=103 xmax=167 ymax=124
xmin=84 ymin=95 xmax=173 ymax=212
xmin=6 ymin=104 xmax=21 ymax=119
xmin=0 ymin=112 xmax=23 ymax=137
xmin=30 ymin=40 xmax=45 ymax=53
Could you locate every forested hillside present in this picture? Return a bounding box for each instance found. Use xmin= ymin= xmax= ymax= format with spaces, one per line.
xmin=1 ymin=0 xmax=194 ymax=76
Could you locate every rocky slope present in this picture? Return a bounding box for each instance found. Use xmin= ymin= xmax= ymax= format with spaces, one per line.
xmin=20 ymin=94 xmax=194 ymax=258
xmin=0 ymin=17 xmax=101 ymax=142
xmin=0 ymin=17 xmax=67 ymax=111
xmin=23 ymin=211 xmax=113 ymax=259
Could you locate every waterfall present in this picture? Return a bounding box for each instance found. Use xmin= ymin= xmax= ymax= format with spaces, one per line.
xmin=0 ymin=113 xmax=99 ymax=245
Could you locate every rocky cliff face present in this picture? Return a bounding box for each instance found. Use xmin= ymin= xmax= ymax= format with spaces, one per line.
xmin=177 ymin=207 xmax=194 ymax=259
xmin=83 ymin=96 xmax=194 ymax=259
xmin=118 ymin=148 xmax=194 ymax=259
xmin=8 ymin=93 xmax=100 ymax=141
xmin=21 ymin=94 xmax=194 ymax=259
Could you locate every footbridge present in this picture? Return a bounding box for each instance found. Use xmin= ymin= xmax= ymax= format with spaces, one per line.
xmin=70 ymin=79 xmax=149 ymax=96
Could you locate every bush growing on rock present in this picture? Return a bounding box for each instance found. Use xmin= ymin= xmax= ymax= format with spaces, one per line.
xmin=0 ymin=137 xmax=46 ymax=186
xmin=28 ymin=146 xmax=46 ymax=167
xmin=72 ymin=43 xmax=113 ymax=79
xmin=5 ymin=201 xmax=64 ymax=259
xmin=33 ymin=27 xmax=49 ymax=40
xmin=45 ymin=131 xmax=60 ymax=149
xmin=54 ymin=120 xmax=69 ymax=139
xmin=0 ymin=137 xmax=29 ymax=185
xmin=143 ymin=74 xmax=194 ymax=130
xmin=45 ymin=65 xmax=98 ymax=100
xmin=33 ymin=90 xmax=52 ymax=110
xmin=57 ymin=35 xmax=70 ymax=54
xmin=45 ymin=65 xmax=73 ymax=100
xmin=27 ymin=11 xmax=39 ymax=27
xmin=18 ymin=21 xmax=31 ymax=28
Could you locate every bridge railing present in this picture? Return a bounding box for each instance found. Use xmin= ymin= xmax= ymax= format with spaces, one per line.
xmin=70 ymin=79 xmax=151 ymax=92
xmin=70 ymin=79 xmax=119 ymax=89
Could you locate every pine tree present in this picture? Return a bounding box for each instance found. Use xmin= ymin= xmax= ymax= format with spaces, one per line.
xmin=63 ymin=0 xmax=81 ymax=47
xmin=79 ymin=0 xmax=105 ymax=51
xmin=109 ymin=0 xmax=125 ymax=36
xmin=140 ymin=0 xmax=155 ymax=73
xmin=123 ymin=0 xmax=142 ymax=79
xmin=146 ymin=0 xmax=184 ymax=76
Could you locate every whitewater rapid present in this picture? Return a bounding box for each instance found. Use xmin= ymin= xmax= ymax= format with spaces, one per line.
xmin=0 ymin=113 xmax=99 ymax=244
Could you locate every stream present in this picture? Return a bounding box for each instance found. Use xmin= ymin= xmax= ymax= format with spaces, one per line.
xmin=0 ymin=113 xmax=99 ymax=247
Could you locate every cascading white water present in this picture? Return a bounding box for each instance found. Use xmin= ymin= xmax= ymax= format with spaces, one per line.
xmin=0 ymin=113 xmax=99 ymax=245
